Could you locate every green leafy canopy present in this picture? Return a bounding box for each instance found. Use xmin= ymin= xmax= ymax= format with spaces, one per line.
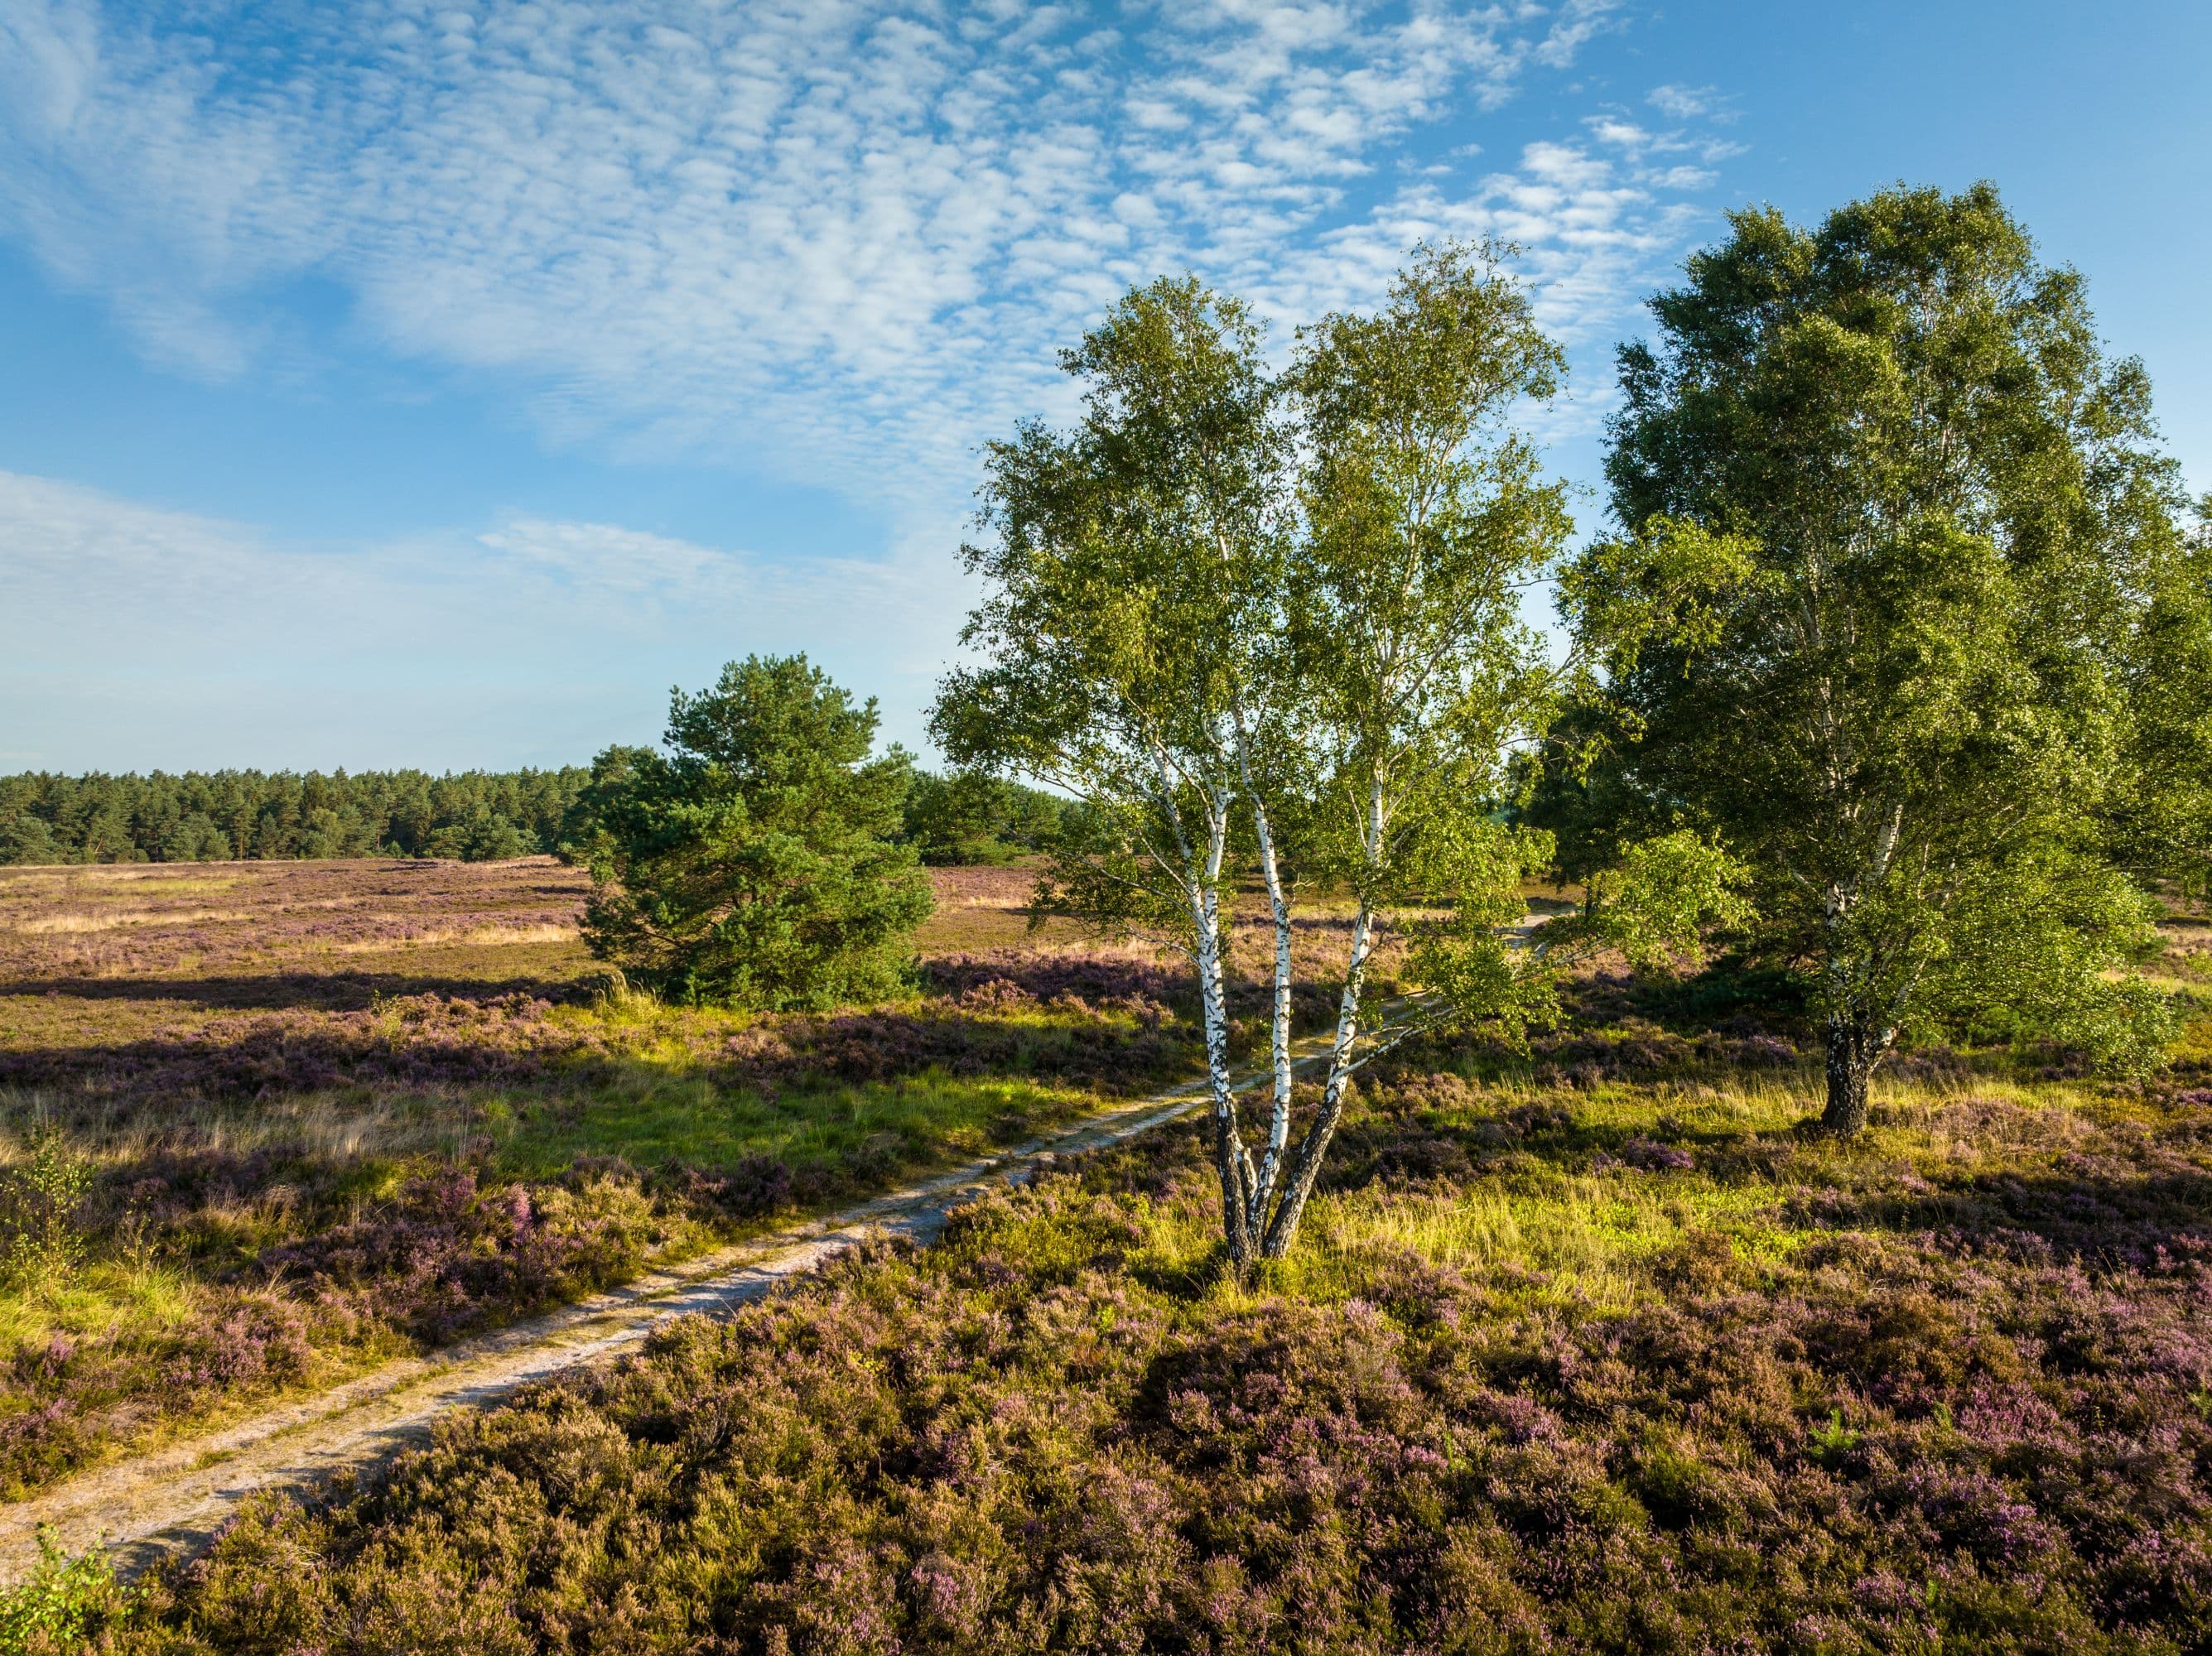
xmin=1560 ymin=183 xmax=2196 ymax=1126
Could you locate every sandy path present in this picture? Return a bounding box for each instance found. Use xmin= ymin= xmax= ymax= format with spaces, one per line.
xmin=0 ymin=993 xmax=1443 ymax=1587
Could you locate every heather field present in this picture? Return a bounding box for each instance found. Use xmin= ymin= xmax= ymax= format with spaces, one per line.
xmin=21 ymin=883 xmax=2212 ymax=1651
xmin=0 ymin=857 xmax=1309 ymax=1499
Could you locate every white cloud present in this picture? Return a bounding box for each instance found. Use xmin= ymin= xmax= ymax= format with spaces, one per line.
xmin=1649 ymin=81 xmax=1738 ymax=125
xmin=1587 ymin=117 xmax=1653 ymax=150
xmin=1564 ymin=108 xmax=1732 ymax=234
xmin=1535 ymin=0 xmax=1625 ymax=69
xmin=1646 ymin=82 xmax=1712 ymax=118
xmin=0 ymin=0 xmax=1733 ymax=514
xmin=0 ymin=469 xmax=971 ymax=768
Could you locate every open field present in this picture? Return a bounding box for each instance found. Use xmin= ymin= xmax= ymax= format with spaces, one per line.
xmin=52 ymin=908 xmax=2212 ymax=1652
xmin=0 ymin=857 xmax=1327 ymax=1500
xmin=8 ymin=863 xmax=2212 ymax=1649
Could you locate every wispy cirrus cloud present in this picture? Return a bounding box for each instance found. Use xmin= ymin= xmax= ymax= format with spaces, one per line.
xmin=1647 ymin=81 xmax=1730 ymax=121
xmin=0 ymin=1 xmax=1739 ymax=507
xmin=1534 ymin=0 xmax=1626 ymax=69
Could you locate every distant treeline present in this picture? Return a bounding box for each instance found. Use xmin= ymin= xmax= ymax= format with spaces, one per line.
xmin=0 ymin=765 xmax=1078 ymax=867
xmin=0 ymin=769 xmax=590 ymax=865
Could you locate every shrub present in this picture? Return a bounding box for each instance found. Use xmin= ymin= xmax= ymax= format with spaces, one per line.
xmin=0 ymin=1528 xmax=130 ymax=1654
xmin=581 ymin=656 xmax=935 ymax=1010
xmin=0 ymin=1133 xmax=90 ymax=1293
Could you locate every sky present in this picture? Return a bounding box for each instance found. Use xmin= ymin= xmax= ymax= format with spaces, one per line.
xmin=2 ymin=0 xmax=2205 ymax=773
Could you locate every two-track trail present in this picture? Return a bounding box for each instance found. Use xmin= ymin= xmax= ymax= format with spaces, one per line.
xmin=0 ymin=962 xmax=1497 ymax=1588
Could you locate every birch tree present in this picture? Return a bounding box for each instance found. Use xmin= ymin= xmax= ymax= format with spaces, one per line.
xmin=932 ymin=277 xmax=1285 ymax=1270
xmin=938 ymin=253 xmax=1742 ymax=1268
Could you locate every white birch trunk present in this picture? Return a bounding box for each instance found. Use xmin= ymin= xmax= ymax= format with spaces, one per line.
xmin=1244 ymin=795 xmax=1295 ymax=1231
xmin=1161 ymin=763 xmax=1251 ymax=1264
xmin=1260 ymin=777 xmax=1386 ymax=1258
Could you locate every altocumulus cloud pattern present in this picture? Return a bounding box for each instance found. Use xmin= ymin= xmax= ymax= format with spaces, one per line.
xmin=0 ymin=0 xmax=1737 ymax=500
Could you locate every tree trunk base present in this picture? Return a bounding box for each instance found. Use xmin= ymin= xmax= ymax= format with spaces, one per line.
xmin=1820 ymin=1017 xmax=1887 ymax=1135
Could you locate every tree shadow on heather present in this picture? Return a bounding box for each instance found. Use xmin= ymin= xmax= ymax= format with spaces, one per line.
xmin=1784 ymin=1163 xmax=2212 ymax=1271
xmin=924 ymin=949 xmax=1348 ymax=1031
xmin=0 ymin=994 xmax=1210 ymax=1118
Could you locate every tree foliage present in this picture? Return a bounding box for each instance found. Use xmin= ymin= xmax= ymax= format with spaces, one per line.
xmin=2104 ymin=493 xmax=2212 ymax=901
xmin=899 ymin=771 xmax=1077 ymax=865
xmin=1565 ymin=183 xmax=2190 ymax=1131
xmin=937 ymin=249 xmax=1741 ymax=1268
xmin=581 ymin=656 xmax=933 ymax=1010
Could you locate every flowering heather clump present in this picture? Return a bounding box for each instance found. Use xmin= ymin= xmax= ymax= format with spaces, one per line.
xmin=104 ymin=1062 xmax=2212 ymax=1651
xmin=1611 ymin=1135 xmax=1697 ymax=1172
xmin=252 ymin=1163 xmax=667 ymax=1344
xmin=714 ymin=1001 xmax=1191 ymax=1098
xmin=0 ymin=1148 xmax=695 ymax=1495
xmin=668 ymin=950 xmax=1207 ymax=1103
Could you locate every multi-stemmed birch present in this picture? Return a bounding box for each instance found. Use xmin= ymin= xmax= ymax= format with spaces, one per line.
xmin=937 ymin=249 xmax=1743 ymax=1268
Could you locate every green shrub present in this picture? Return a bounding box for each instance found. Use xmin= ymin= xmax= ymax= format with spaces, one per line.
xmin=581 ymin=655 xmax=934 ymax=1010
xmin=0 ymin=1132 xmax=89 ymax=1293
xmin=0 ymin=1529 xmax=129 ymax=1654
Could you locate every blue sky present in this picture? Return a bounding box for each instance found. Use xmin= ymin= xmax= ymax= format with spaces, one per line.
xmin=2 ymin=0 xmax=2205 ymax=772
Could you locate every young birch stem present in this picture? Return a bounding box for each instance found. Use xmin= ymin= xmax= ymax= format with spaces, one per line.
xmin=1234 ymin=738 xmax=1295 ymax=1233
xmin=1183 ymin=776 xmax=1253 ymax=1267
xmin=1260 ymin=777 xmax=1385 ymax=1258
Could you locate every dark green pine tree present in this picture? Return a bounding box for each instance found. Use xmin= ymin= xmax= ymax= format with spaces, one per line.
xmin=581 ymin=655 xmax=934 ymax=1009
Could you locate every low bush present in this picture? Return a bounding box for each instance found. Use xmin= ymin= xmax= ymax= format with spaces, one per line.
xmin=0 ymin=1527 xmax=132 ymax=1654
xmin=0 ymin=1134 xmax=90 ymax=1293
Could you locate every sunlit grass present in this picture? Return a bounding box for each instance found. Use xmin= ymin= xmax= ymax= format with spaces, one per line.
xmin=485 ymin=1068 xmax=1101 ymax=1184
xmin=1100 ymin=1056 xmax=2171 ymax=1326
xmin=11 ymin=909 xmax=254 ymax=936
xmin=0 ymin=1258 xmax=200 ymax=1357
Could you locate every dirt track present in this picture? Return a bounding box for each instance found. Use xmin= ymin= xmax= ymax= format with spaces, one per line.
xmin=0 ymin=1005 xmax=1410 ymax=1586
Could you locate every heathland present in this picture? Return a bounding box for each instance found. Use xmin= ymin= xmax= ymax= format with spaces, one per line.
xmin=0 ymin=855 xmax=1221 ymax=1500
xmin=4 ymin=857 xmax=2210 ymax=1649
